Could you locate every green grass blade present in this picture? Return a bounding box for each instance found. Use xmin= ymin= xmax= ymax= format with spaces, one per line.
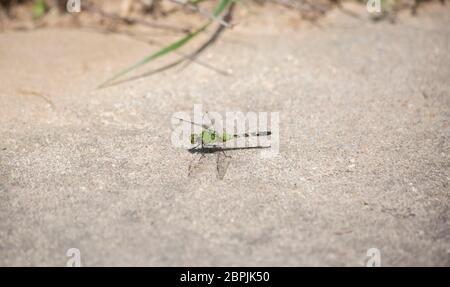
xmin=99 ymin=0 xmax=231 ymax=88
xmin=32 ymin=0 xmax=47 ymax=19
xmin=212 ymin=0 xmax=231 ymax=15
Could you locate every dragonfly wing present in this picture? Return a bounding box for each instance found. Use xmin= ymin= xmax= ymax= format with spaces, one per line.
xmin=173 ymin=117 xmax=213 ymax=132
xmin=219 ymin=136 xmax=271 ymax=149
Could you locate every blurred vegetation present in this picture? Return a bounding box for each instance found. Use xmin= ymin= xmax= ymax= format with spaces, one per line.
xmin=1 ymin=0 xmax=442 ymax=19
xmin=32 ymin=0 xmax=47 ymax=18
xmin=0 ymin=0 xmax=445 ymax=86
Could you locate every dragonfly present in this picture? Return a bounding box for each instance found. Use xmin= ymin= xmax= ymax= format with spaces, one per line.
xmin=174 ymin=115 xmax=272 ymax=180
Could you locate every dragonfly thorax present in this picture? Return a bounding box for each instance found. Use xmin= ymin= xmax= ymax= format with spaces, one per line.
xmin=190 ymin=130 xmax=231 ymax=145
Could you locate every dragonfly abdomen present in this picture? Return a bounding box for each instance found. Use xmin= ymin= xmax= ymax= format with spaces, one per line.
xmin=233 ymin=131 xmax=271 ymax=138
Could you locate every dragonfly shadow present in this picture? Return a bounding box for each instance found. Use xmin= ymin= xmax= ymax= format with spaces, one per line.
xmin=187 ymin=146 xmax=270 ymax=180
xmin=188 ymin=146 xmax=271 ymax=155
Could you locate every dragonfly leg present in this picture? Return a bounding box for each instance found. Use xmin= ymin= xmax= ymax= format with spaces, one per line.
xmin=192 ymin=142 xmax=201 ymax=150
xmin=221 ymin=150 xmax=231 ymax=158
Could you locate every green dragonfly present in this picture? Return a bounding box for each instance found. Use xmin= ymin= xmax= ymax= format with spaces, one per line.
xmin=174 ymin=116 xmax=271 ymax=179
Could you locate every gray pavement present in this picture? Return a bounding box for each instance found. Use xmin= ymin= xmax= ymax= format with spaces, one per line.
xmin=0 ymin=3 xmax=449 ymax=266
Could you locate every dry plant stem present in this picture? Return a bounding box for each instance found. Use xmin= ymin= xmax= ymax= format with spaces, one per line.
xmin=168 ymin=0 xmax=231 ymax=27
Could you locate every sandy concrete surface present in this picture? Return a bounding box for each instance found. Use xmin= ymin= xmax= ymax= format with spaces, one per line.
xmin=0 ymin=3 xmax=449 ymax=266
